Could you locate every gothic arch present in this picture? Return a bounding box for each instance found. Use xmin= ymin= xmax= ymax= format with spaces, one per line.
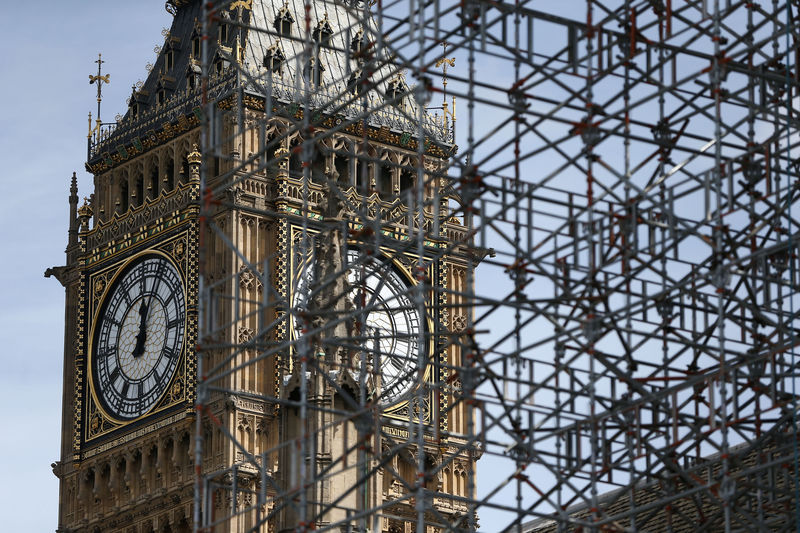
xmin=118 ymin=168 xmax=130 ymax=213
xmin=176 ymin=138 xmax=192 ymax=185
xmin=148 ymin=154 xmax=161 ymax=200
xmin=353 ymin=142 xmax=377 ymax=192
xmin=331 ymin=136 xmax=353 ymax=186
xmin=376 ymin=149 xmax=395 ymax=196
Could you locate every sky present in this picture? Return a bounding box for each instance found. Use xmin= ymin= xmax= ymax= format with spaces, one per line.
xmin=0 ymin=3 xmax=172 ymax=530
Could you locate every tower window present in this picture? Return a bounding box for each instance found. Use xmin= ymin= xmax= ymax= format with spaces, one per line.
xmin=311 ymin=151 xmax=326 ymax=184
xmin=165 ymin=49 xmax=175 ymax=70
xmin=120 ymin=179 xmax=129 ymax=212
xmin=163 ymin=159 xmax=175 ymax=190
xmin=313 ymin=16 xmax=333 ymax=48
xmin=386 ymin=75 xmax=407 ymax=107
xmin=274 ymin=3 xmax=294 ymax=36
xmin=157 ymin=88 xmax=166 ymax=105
xmin=135 ymin=175 xmax=144 ymax=207
xmin=303 ymin=58 xmax=324 ymax=87
xmin=187 ymin=62 xmax=201 ymax=90
xmin=334 ymin=154 xmax=349 ymax=185
xmin=355 ymin=158 xmax=369 ymax=192
xmin=150 ymin=163 xmax=160 ymax=198
xmin=264 ymin=44 xmax=285 ymax=75
xmin=378 ymin=162 xmax=393 ymax=196
xmin=351 ymin=28 xmax=368 ymax=56
xmin=348 ymin=69 xmax=365 ymax=95
xmin=128 ymin=87 xmax=141 ymax=119
xmin=192 ymin=35 xmax=200 ymax=57
xmin=218 ymin=23 xmax=229 ymax=43
xmin=277 ymin=18 xmax=292 ymax=36
xmin=181 ymin=160 xmax=190 ymax=184
xmin=400 ymin=169 xmax=414 ymax=192
xmin=289 ymin=145 xmax=302 ymax=178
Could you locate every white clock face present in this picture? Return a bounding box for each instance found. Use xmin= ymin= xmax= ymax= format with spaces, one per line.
xmin=293 ymin=246 xmax=424 ymax=405
xmin=92 ymin=255 xmax=186 ymax=421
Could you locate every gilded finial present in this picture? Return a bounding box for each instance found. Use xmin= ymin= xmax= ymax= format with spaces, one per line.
xmin=78 ymin=197 xmax=93 ymax=217
xmin=390 ymin=69 xmax=407 ymax=85
xmin=77 ymin=197 xmax=93 ymax=232
xmin=434 ymin=42 xmax=456 ymax=85
xmin=230 ymin=0 xmax=252 ymax=10
xmin=434 ymin=42 xmax=456 ymax=142
xmin=235 ymin=34 xmax=245 ymax=64
xmin=88 ymin=53 xmax=110 ymax=139
xmin=187 ymin=144 xmax=201 ymax=165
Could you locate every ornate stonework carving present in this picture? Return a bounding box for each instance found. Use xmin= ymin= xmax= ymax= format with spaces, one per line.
xmin=172 ymin=239 xmax=186 ymax=259
xmin=237 ymin=414 xmax=251 ymax=433
xmin=93 ymin=276 xmax=106 ymax=297
xmin=238 ymin=265 xmax=263 ymax=293
xmin=237 ymin=326 xmax=254 ymax=344
xmin=452 ymin=314 xmax=467 ymax=333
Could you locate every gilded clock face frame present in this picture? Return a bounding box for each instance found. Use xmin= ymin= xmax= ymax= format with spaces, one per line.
xmin=89 ymin=253 xmax=187 ymax=422
xmin=291 ymin=239 xmax=429 ymax=407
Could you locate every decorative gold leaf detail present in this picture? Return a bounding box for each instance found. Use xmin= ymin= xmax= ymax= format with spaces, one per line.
xmin=173 ymin=240 xmax=186 ymax=258
xmin=94 ymin=278 xmax=106 ymax=296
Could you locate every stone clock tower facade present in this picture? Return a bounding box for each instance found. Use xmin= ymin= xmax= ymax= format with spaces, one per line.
xmin=52 ymin=1 xmax=476 ymax=532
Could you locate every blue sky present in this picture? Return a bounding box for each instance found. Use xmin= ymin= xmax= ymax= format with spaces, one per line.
xmin=0 ymin=3 xmax=170 ymax=529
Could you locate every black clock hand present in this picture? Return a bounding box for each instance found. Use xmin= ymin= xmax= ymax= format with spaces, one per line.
xmin=144 ymin=260 xmax=166 ymax=324
xmin=132 ymin=301 xmax=148 ymax=357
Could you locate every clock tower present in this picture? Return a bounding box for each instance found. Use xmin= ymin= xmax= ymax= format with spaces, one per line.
xmin=51 ymin=1 xmax=476 ymax=532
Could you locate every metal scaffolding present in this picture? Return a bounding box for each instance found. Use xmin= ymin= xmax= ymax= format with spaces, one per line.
xmin=192 ymin=0 xmax=800 ymax=531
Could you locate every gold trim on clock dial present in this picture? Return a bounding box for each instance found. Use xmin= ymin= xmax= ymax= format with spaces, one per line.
xmin=292 ymin=243 xmax=426 ymax=406
xmin=89 ymin=252 xmax=186 ymax=422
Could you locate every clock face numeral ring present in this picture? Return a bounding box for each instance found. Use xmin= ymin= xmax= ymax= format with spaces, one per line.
xmin=91 ymin=254 xmax=186 ymax=421
xmin=292 ymin=244 xmax=425 ymax=406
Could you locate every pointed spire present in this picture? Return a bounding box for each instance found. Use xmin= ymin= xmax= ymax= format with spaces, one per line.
xmin=68 ymin=172 xmax=79 ymax=249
